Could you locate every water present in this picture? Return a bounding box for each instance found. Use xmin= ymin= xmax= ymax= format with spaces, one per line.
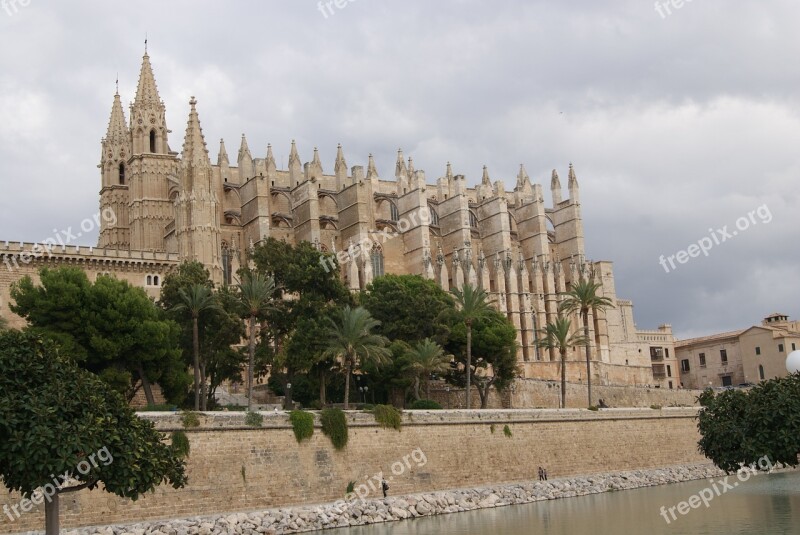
xmin=312 ymin=471 xmax=800 ymax=535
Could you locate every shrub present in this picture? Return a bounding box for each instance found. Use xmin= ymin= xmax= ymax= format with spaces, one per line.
xmin=170 ymin=431 xmax=190 ymax=458
xmin=245 ymin=411 xmax=264 ymax=427
xmin=138 ymin=404 xmax=177 ymax=412
xmin=181 ymin=411 xmax=200 ymax=428
xmin=503 ymin=424 xmax=513 ymax=438
xmin=587 ymin=405 xmax=599 ymax=411
xmin=373 ymin=404 xmax=402 ymax=431
xmin=289 ymin=410 xmax=315 ymax=443
xmin=409 ymin=399 xmax=443 ymax=410
xmin=309 ymin=399 xmax=323 ymax=410
xmin=490 ymin=424 xmax=496 ymax=434
xmin=346 ymin=480 xmax=356 ymax=495
xmin=650 ymin=404 xmax=663 ymax=410
xmin=321 ymin=408 xmax=349 ymax=450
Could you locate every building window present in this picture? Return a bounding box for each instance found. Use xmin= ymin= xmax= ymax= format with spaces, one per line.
xmin=153 ymin=275 xmax=159 ymax=286
xmin=469 ymin=211 xmax=478 ymax=228
xmin=680 ymin=359 xmax=690 ymax=373
xmin=146 ymin=275 xmax=152 ymax=286
xmin=222 ymin=244 xmax=232 ymax=286
xmin=759 ymin=365 xmax=765 ymax=381
xmin=720 ymin=349 xmax=728 ymax=364
xmin=429 ymin=207 xmax=439 ymax=226
xmin=149 ymin=130 xmax=157 ymax=153
xmin=118 ymin=163 xmax=125 ymax=185
xmin=389 ymin=203 xmax=399 ymax=222
xmin=793 ymin=343 xmax=797 ymax=351
xmin=371 ymin=246 xmax=384 ymax=278
xmin=755 ymin=346 xmax=761 ymax=356
xmin=778 ymin=343 xmax=785 ymax=353
xmin=669 ymin=381 xmax=673 ymax=390
xmin=699 ymin=353 xmax=706 ymax=367
xmin=667 ymin=365 xmax=672 ymax=377
xmin=665 ymin=348 xmax=670 ymax=358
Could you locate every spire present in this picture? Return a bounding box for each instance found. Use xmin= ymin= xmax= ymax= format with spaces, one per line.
xmin=367 ymin=153 xmax=379 ymax=180
xmin=181 ymin=97 xmax=210 ymax=167
xmin=335 ymin=144 xmax=347 ymax=174
xmin=289 ymin=140 xmax=301 ymax=167
xmin=568 ymin=162 xmax=578 ymax=188
xmin=217 ymin=138 xmax=229 ymax=166
xmin=238 ymin=134 xmax=252 ymax=161
xmin=446 ymin=161 xmax=453 ymax=181
xmin=289 ymin=140 xmax=302 ymax=183
xmin=551 ymin=169 xmax=561 ymax=190
xmin=134 ymin=52 xmax=161 ymax=106
xmin=481 ymin=165 xmax=491 ymax=186
xmin=407 ymin=156 xmax=415 ymax=178
xmin=265 ymin=143 xmax=277 ymax=175
xmin=395 ymin=148 xmax=407 ymax=178
xmin=105 ymin=92 xmax=129 ymax=144
xmin=517 ymin=164 xmax=530 ymax=188
xmin=312 ymin=146 xmax=323 ymax=169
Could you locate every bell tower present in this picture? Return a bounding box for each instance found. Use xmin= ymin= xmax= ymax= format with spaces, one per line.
xmin=127 ymin=49 xmax=179 ymax=252
xmin=98 ymin=87 xmax=132 ymax=249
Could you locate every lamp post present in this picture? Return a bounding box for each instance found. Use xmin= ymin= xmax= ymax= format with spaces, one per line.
xmin=284 ymin=382 xmax=292 ymax=410
xmin=445 ymin=386 xmax=451 ymax=409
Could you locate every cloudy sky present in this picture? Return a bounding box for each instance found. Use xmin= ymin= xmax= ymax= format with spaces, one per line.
xmin=0 ymin=0 xmax=797 ymax=338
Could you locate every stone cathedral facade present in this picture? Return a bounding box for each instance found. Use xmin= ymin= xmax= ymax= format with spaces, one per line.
xmin=0 ymin=52 xmax=680 ymax=389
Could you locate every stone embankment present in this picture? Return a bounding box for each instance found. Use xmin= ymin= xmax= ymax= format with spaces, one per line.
xmin=63 ymin=463 xmax=726 ymax=535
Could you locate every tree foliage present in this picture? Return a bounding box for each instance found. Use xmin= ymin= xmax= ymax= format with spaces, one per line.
xmin=537 ymin=315 xmax=588 ymax=409
xmin=698 ymin=374 xmax=800 ymax=473
xmin=10 ymin=267 xmax=188 ymax=405
xmin=0 ymin=330 xmax=187 ymax=533
xmin=450 ymin=283 xmax=497 ymax=408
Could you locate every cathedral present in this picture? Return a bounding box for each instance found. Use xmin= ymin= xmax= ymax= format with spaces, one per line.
xmin=0 ymin=51 xmax=680 ymax=389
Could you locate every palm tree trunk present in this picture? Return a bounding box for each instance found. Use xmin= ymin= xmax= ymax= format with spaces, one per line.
xmin=200 ymin=361 xmax=208 ymax=411
xmin=192 ymin=316 xmax=201 ymax=411
xmin=319 ymin=369 xmax=326 ymax=405
xmin=247 ymin=314 xmax=256 ymax=411
xmin=466 ymin=323 xmax=472 ymax=409
xmin=414 ymin=377 xmax=421 ymax=401
xmin=426 ymin=378 xmax=431 ymax=401
xmin=583 ymin=310 xmax=592 ymax=407
xmin=344 ymin=361 xmax=352 ymax=410
xmin=560 ymin=348 xmax=567 ymax=409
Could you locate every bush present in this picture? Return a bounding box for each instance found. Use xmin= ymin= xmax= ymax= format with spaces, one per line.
xmin=245 ymin=411 xmax=264 ymax=427
xmin=587 ymin=405 xmax=599 ymax=411
xmin=138 ymin=404 xmax=177 ymax=412
xmin=181 ymin=411 xmax=200 ymax=428
xmin=409 ymin=399 xmax=443 ymax=410
xmin=170 ymin=431 xmax=190 ymax=458
xmin=309 ymin=400 xmax=323 ymax=410
xmin=490 ymin=424 xmax=496 ymax=434
xmin=320 ymin=408 xmax=349 ymax=450
xmin=650 ymin=404 xmax=663 ymax=410
xmin=346 ymin=480 xmax=356 ymax=495
xmin=372 ymin=404 xmax=402 ymax=431
xmin=289 ymin=410 xmax=315 ymax=443
xmin=503 ymin=424 xmax=513 ymax=438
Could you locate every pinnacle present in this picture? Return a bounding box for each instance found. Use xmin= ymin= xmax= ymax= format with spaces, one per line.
xmin=181 ymin=97 xmax=210 ymax=167
xmin=238 ymin=134 xmax=252 ymax=161
xmin=482 ymin=165 xmax=491 ymax=185
xmin=105 ymin=92 xmax=129 ymax=143
xmin=134 ymin=52 xmax=162 ymax=106
xmin=218 ymin=138 xmax=229 ymax=166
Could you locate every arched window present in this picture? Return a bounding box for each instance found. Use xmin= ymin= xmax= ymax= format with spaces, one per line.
xmin=146 ymin=275 xmax=153 ymax=286
xmin=222 ymin=243 xmax=232 ymax=286
xmin=153 ymin=275 xmax=160 ymax=286
xmin=429 ymin=207 xmax=439 ymax=227
xmin=118 ymin=163 xmax=125 ymax=185
xmin=149 ymin=130 xmax=156 ymax=153
xmin=371 ymin=246 xmax=385 ymax=278
xmin=759 ymin=365 xmax=765 ymax=381
xmin=469 ymin=211 xmax=478 ymax=228
xmin=389 ymin=203 xmax=399 ymax=222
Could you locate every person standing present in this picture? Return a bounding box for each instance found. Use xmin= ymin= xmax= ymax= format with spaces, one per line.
xmin=382 ymin=478 xmax=389 ymax=498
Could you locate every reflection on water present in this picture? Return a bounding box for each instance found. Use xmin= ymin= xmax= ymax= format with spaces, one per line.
xmin=312 ymin=471 xmax=800 ymax=535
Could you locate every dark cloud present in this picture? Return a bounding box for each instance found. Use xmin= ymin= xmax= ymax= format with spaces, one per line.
xmin=1 ymin=0 xmax=797 ymax=338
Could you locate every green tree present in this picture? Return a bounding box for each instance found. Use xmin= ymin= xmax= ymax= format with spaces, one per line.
xmin=322 ymin=306 xmax=390 ymax=409
xmin=442 ymin=308 xmax=518 ymax=408
xmin=10 ymin=267 xmax=188 ymax=405
xmin=0 ymin=315 xmax=7 ymax=331
xmin=0 ymin=330 xmax=187 ymax=535
xmin=537 ymin=315 xmax=587 ymax=408
xmin=360 ymin=275 xmax=454 ymax=344
xmin=252 ymin=238 xmax=353 ymax=406
xmin=171 ymin=284 xmax=221 ymax=410
xmin=406 ymin=338 xmax=451 ymax=400
xmin=698 ymin=375 xmax=800 ymax=473
xmin=450 ymin=283 xmax=496 ymax=409
xmin=559 ymin=280 xmax=615 ymax=407
xmin=232 ymin=270 xmax=277 ymax=410
xmin=160 ymin=262 xmax=245 ymax=410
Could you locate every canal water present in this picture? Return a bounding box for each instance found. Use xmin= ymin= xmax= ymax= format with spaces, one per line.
xmin=313 ymin=470 xmax=799 ymax=534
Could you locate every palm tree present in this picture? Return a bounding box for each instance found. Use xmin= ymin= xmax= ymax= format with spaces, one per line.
xmin=233 ymin=270 xmax=277 ymax=411
xmin=406 ymin=338 xmax=451 ymax=400
xmin=450 ymin=283 xmax=495 ymax=409
xmin=537 ymin=315 xmax=588 ymax=408
xmin=559 ymin=280 xmax=615 ymax=407
xmin=322 ymin=306 xmax=390 ymax=409
xmin=172 ymin=284 xmax=220 ymax=410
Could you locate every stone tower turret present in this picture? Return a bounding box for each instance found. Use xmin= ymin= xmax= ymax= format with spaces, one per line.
xmin=98 ymin=89 xmax=132 ymax=248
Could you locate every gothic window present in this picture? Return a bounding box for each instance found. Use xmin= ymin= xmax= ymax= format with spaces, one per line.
xmin=429 ymin=207 xmax=439 ymax=227
xmin=118 ymin=163 xmax=125 ymax=185
xmin=371 ymin=246 xmax=385 ymax=278
xmin=146 ymin=275 xmax=152 ymax=286
xmin=222 ymin=243 xmax=232 ymax=286
xmin=469 ymin=211 xmax=478 ymax=228
xmin=149 ymin=130 xmax=156 ymax=153
xmin=153 ymin=275 xmax=160 ymax=286
xmin=389 ymin=203 xmax=399 ymax=222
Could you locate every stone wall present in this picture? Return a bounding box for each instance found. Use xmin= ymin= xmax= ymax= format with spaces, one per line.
xmin=428 ymin=378 xmax=702 ymax=409
xmin=0 ymin=408 xmax=705 ymax=534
